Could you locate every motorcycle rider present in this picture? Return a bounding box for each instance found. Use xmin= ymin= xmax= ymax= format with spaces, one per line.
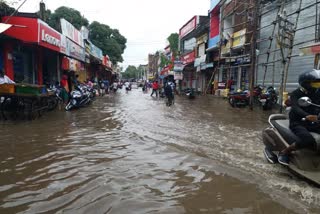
xmin=278 ymin=69 xmax=320 ymax=166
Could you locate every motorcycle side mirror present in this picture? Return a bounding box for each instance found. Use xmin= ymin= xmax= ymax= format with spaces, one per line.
xmin=298 ymin=97 xmax=312 ymax=107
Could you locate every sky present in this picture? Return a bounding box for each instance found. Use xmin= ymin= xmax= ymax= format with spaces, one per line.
xmin=15 ymin=0 xmax=210 ymax=68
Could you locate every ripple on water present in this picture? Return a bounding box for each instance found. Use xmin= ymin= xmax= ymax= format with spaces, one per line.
xmin=0 ymin=91 xmax=318 ymax=213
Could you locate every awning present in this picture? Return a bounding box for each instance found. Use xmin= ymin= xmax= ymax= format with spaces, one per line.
xmin=300 ymin=42 xmax=320 ymax=55
xmin=0 ymin=23 xmax=12 ymax=34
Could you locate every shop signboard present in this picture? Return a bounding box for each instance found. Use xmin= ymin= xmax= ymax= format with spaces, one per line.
xmin=60 ymin=35 xmax=67 ymax=54
xmin=67 ymin=39 xmax=85 ymax=62
xmin=39 ymin=21 xmax=61 ymax=52
xmin=181 ymin=51 xmax=196 ymax=65
xmin=232 ymin=29 xmax=246 ymax=48
xmin=179 ymin=16 xmax=198 ymax=39
xmin=81 ymin=26 xmax=89 ymax=40
xmin=2 ymin=16 xmax=38 ymax=43
xmin=174 ymin=72 xmax=183 ymax=80
xmin=173 ymin=61 xmax=184 ymax=72
xmin=90 ymin=42 xmax=103 ymax=60
xmin=60 ymin=18 xmax=84 ymax=47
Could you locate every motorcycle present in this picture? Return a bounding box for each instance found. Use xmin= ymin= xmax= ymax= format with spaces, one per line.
xmin=228 ymin=90 xmax=249 ymax=107
xmin=65 ymin=84 xmax=92 ymax=111
xmin=262 ymin=97 xmax=320 ymax=186
xmin=258 ymin=86 xmax=278 ymax=110
xmin=47 ymin=85 xmax=63 ymax=111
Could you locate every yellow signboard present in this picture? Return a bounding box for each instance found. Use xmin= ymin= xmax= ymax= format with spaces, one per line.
xmin=232 ymin=29 xmax=246 ymax=48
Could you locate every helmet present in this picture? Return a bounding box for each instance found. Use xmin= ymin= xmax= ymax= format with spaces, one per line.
xmin=298 ymin=69 xmax=320 ymax=92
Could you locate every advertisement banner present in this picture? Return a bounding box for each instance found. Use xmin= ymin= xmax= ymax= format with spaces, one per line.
xmin=39 ymin=21 xmax=61 ymax=52
xmin=232 ymin=29 xmax=246 ymax=48
xmin=181 ymin=51 xmax=196 ymax=65
xmin=173 ymin=61 xmax=184 ymax=72
xmin=90 ymin=42 xmax=103 ymax=60
xmin=60 ymin=18 xmax=84 ymax=47
xmin=174 ymin=72 xmax=183 ymax=80
xmin=67 ymin=39 xmax=85 ymax=62
xmin=60 ymin=35 xmax=67 ymax=54
xmin=81 ymin=26 xmax=89 ymax=40
xmin=179 ymin=16 xmax=197 ymax=39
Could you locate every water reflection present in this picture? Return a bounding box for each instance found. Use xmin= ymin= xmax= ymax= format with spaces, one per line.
xmin=0 ymin=90 xmax=318 ymax=213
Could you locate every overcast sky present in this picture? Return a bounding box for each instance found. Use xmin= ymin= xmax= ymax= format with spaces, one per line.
xmin=17 ymin=0 xmax=210 ymax=68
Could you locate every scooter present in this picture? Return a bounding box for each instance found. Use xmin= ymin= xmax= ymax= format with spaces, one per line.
xmin=262 ymin=97 xmax=320 ymax=186
xmin=65 ymin=85 xmax=91 ymax=111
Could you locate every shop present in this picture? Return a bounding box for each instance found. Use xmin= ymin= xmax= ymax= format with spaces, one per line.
xmin=2 ymin=16 xmax=63 ymax=85
xmin=181 ymin=50 xmax=196 ymax=90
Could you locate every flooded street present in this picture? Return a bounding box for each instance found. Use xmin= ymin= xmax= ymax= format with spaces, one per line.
xmin=1 ymin=89 xmax=320 ymax=214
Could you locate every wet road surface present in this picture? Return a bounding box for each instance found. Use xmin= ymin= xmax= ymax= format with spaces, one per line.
xmin=1 ymin=88 xmax=320 ymax=213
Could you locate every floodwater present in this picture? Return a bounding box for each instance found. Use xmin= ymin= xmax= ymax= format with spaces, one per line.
xmin=1 ymin=88 xmax=320 ymax=214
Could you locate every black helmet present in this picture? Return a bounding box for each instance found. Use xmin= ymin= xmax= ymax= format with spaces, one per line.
xmin=298 ymin=69 xmax=320 ymax=92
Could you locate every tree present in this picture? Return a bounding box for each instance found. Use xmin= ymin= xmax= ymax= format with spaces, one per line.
xmin=47 ymin=6 xmax=89 ymax=31
xmin=167 ymin=33 xmax=179 ymax=58
xmin=89 ymin=21 xmax=127 ymax=65
xmin=122 ymin=65 xmax=139 ymax=79
xmin=0 ymin=1 xmax=15 ymax=17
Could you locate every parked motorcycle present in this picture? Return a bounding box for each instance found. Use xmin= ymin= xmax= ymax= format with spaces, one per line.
xmin=47 ymin=85 xmax=63 ymax=111
xmin=65 ymin=84 xmax=92 ymax=111
xmin=262 ymin=97 xmax=320 ymax=186
xmin=228 ymin=90 xmax=249 ymax=107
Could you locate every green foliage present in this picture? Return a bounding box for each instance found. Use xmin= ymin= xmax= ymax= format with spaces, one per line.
xmin=89 ymin=21 xmax=127 ymax=65
xmin=122 ymin=65 xmax=139 ymax=79
xmin=159 ymin=53 xmax=171 ymax=68
xmin=0 ymin=1 xmax=15 ymax=17
xmin=42 ymin=6 xmax=126 ymax=65
xmin=47 ymin=6 xmax=89 ymax=31
xmin=167 ymin=33 xmax=179 ymax=58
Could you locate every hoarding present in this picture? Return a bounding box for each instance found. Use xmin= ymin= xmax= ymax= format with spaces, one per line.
xmin=179 ymin=16 xmax=197 ymax=39
xmin=39 ymin=21 xmax=61 ymax=52
xmin=60 ymin=18 xmax=84 ymax=47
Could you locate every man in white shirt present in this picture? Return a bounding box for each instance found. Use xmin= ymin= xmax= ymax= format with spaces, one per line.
xmin=0 ymin=69 xmax=15 ymax=84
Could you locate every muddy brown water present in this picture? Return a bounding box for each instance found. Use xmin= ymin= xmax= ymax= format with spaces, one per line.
xmin=1 ymin=89 xmax=320 ymax=214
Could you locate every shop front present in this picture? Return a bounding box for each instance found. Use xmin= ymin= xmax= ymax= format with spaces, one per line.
xmin=2 ymin=16 xmax=63 ymax=85
xmin=181 ymin=50 xmax=196 ymax=90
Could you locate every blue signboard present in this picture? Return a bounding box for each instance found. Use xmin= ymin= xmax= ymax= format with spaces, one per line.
xmin=210 ymin=0 xmax=219 ymax=12
xmin=89 ymin=42 xmax=103 ymax=60
xmin=208 ymin=35 xmax=220 ymax=49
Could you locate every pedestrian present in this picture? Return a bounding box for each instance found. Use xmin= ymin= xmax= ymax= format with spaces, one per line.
xmin=98 ymin=78 xmax=105 ymax=96
xmin=164 ymin=82 xmax=174 ymax=106
xmin=227 ymin=77 xmax=234 ymax=91
xmin=150 ymin=80 xmax=159 ymax=97
xmin=103 ymin=79 xmax=110 ymax=94
xmin=60 ymin=73 xmax=69 ymax=104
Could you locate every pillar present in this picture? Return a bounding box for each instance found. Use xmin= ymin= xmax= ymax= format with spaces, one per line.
xmin=37 ymin=48 xmax=43 ymax=85
xmin=3 ymin=42 xmax=14 ymax=79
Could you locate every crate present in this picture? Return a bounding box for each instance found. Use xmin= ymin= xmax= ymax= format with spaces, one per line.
xmin=15 ymin=84 xmax=46 ymax=95
xmin=0 ymin=84 xmax=15 ymax=94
